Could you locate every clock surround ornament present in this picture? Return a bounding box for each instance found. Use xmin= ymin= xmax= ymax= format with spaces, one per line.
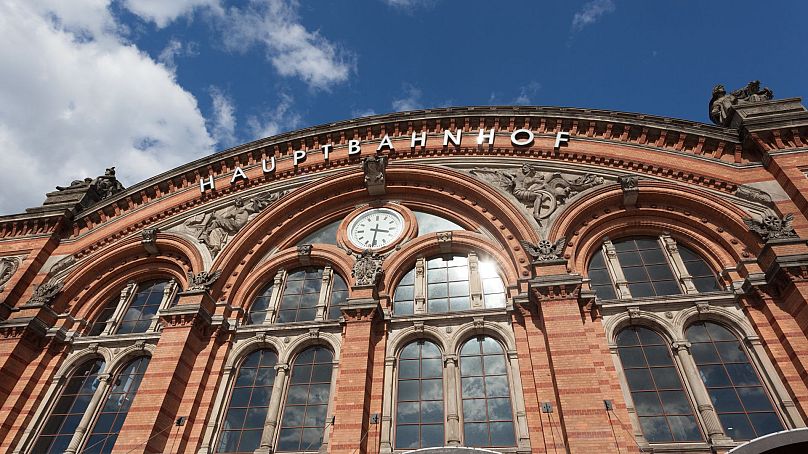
xmin=339 ymin=203 xmax=416 ymax=254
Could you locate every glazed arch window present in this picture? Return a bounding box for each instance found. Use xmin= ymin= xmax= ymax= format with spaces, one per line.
xmin=395 ymin=340 xmax=444 ymax=449
xmin=587 ymin=235 xmax=722 ymax=300
xmin=88 ymin=279 xmax=179 ymax=336
xmin=32 ymin=356 xmax=151 ymax=453
xmin=392 ymin=253 xmax=507 ymax=315
xmin=246 ymin=266 xmax=349 ymax=325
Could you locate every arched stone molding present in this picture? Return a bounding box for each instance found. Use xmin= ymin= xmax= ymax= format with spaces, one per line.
xmin=229 ymin=244 xmax=354 ymax=315
xmin=554 ymin=182 xmax=757 ymax=279
xmin=382 ymin=231 xmax=521 ymax=300
xmin=222 ymin=334 xmax=284 ymax=371
xmin=673 ymin=304 xmax=756 ymax=342
xmin=603 ymin=310 xmax=677 ymax=346
xmin=446 ymin=320 xmax=517 ymax=355
xmin=210 ymin=165 xmax=538 ymax=302
xmin=106 ymin=340 xmax=156 ymax=374
xmin=52 ymin=347 xmax=113 ymax=382
xmin=279 ymin=331 xmax=341 ymax=365
xmin=386 ymin=324 xmax=448 ymax=359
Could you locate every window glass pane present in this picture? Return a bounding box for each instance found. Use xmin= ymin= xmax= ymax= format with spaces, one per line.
xmin=686 ymin=321 xmax=783 ymax=441
xmin=298 ymin=219 xmax=341 ymax=246
xmin=83 ymin=357 xmax=150 ymax=453
xmin=395 ymin=340 xmax=444 ymax=450
xmin=678 ymin=244 xmax=722 ymax=293
xmin=116 ymin=280 xmax=169 ymax=334
xmin=35 ymin=359 xmax=105 ymax=454
xmin=327 ymin=273 xmax=349 ymax=320
xmin=278 ymin=347 xmax=333 ymax=452
xmin=247 ymin=282 xmax=274 ymax=325
xmin=414 ymin=211 xmax=464 ymax=235
xmin=393 ymin=268 xmax=416 ymax=316
xmin=88 ymin=302 xmax=117 ymax=336
xmin=616 ymin=326 xmax=702 ymax=442
xmin=612 ymin=237 xmax=683 ymax=298
xmin=426 ymin=255 xmax=470 ymax=313
xmin=276 ymin=268 xmax=324 ymax=323
xmin=460 ymin=336 xmax=515 ymax=448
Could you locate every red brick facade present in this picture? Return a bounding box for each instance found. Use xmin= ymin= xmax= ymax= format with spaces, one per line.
xmin=2 ymin=95 xmax=808 ymax=454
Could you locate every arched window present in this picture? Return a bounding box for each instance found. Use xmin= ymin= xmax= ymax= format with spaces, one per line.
xmin=686 ymin=322 xmax=783 ymax=440
xmin=616 ymin=326 xmax=702 ymax=442
xmin=395 ymin=340 xmax=444 ymax=449
xmin=218 ymin=349 xmax=278 ymax=453
xmin=247 ymin=267 xmax=348 ymax=325
xmin=587 ymin=235 xmax=723 ymax=300
xmin=83 ymin=356 xmax=151 ymax=452
xmin=277 ymin=347 xmax=333 ymax=452
xmin=87 ymin=279 xmax=178 ymax=336
xmin=393 ymin=254 xmax=507 ymax=315
xmin=459 ymin=336 xmax=516 ymax=448
xmin=32 ymin=359 xmax=106 ymax=454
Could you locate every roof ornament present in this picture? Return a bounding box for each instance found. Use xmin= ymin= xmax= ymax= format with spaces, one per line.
xmin=709 ymin=80 xmax=773 ymax=127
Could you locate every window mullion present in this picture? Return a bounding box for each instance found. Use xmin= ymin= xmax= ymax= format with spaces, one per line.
xmin=62 ymin=373 xmax=112 ymax=454
xmin=602 ymin=240 xmax=631 ymax=299
xmin=103 ymin=282 xmax=137 ymax=335
xmin=266 ymin=269 xmax=286 ymax=324
xmin=468 ymin=253 xmax=483 ymax=309
xmin=443 ymin=354 xmax=461 ymax=446
xmin=316 ymin=266 xmax=333 ymax=320
xmin=414 ymin=258 xmax=427 ymax=314
xmin=660 ymin=235 xmax=698 ymax=294
xmin=259 ymin=363 xmax=289 ymax=452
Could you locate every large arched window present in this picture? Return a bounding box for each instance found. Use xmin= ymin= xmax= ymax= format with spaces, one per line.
xmin=246 ymin=267 xmax=348 ymax=325
xmin=616 ymin=326 xmax=702 ymax=442
xmin=459 ymin=336 xmax=516 ymax=448
xmin=686 ymin=321 xmax=783 ymax=440
xmin=83 ymin=356 xmax=151 ymax=452
xmin=87 ymin=279 xmax=178 ymax=336
xmin=587 ymin=235 xmax=722 ymax=300
xmin=276 ymin=347 xmax=333 ymax=452
xmin=217 ymin=349 xmax=278 ymax=453
xmin=395 ymin=340 xmax=444 ymax=449
xmin=393 ymin=253 xmax=507 ymax=315
xmin=32 ymin=359 xmax=106 ymax=454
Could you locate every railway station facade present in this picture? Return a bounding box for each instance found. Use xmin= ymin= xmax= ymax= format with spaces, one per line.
xmin=1 ymin=82 xmax=808 ymax=453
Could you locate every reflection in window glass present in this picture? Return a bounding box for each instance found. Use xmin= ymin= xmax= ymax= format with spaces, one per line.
xmin=427 ymin=256 xmax=470 ymax=313
xmin=616 ymin=326 xmax=702 ymax=443
xmin=678 ymin=246 xmax=722 ymax=293
xmin=83 ymin=356 xmax=150 ymax=453
xmin=248 ymin=282 xmax=274 ymax=325
xmin=393 ymin=269 xmax=416 ymax=315
xmin=395 ymin=340 xmax=444 ymax=449
xmin=298 ymin=220 xmax=341 ymax=246
xmin=613 ymin=238 xmax=681 ymax=298
xmin=478 ymin=261 xmax=506 ymax=308
xmin=460 ymin=337 xmax=516 ymax=448
xmin=587 ymin=250 xmax=617 ymax=300
xmin=217 ymin=350 xmax=277 ymax=453
xmin=277 ymin=268 xmax=323 ymax=323
xmin=118 ymin=280 xmax=169 ymax=334
xmin=32 ymin=359 xmax=106 ymax=454
xmin=686 ymin=322 xmax=782 ymax=440
xmin=277 ymin=347 xmax=333 ymax=452
xmin=88 ymin=301 xmax=118 ymax=336
xmin=327 ymin=274 xmax=349 ymax=319
xmin=413 ymin=211 xmax=464 ymax=235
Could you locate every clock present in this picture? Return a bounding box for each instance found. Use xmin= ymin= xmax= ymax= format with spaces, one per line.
xmin=346 ymin=207 xmax=405 ymax=250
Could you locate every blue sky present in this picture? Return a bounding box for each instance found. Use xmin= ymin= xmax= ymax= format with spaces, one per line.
xmin=0 ymin=0 xmax=806 ymax=214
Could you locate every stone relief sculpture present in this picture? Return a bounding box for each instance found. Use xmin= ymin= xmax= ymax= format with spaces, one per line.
xmin=735 ymin=185 xmax=773 ymax=206
xmin=27 ymin=280 xmax=64 ymax=306
xmin=181 ymin=190 xmax=288 ymax=257
xmin=470 ymin=164 xmax=604 ymax=226
xmin=187 ymin=270 xmax=222 ymax=292
xmin=744 ymin=213 xmax=798 ymax=242
xmin=709 ymin=80 xmax=774 ymax=126
xmin=0 ymin=257 xmax=21 ymax=293
xmin=520 ymin=238 xmax=567 ymax=263
xmin=352 ymin=250 xmax=384 ymax=287
xmin=363 ymin=156 xmax=387 ymax=196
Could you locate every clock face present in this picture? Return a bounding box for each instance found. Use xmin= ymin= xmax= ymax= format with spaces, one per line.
xmin=347 ymin=208 xmax=405 ymax=250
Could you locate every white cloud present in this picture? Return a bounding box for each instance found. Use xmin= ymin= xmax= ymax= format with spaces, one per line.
xmin=352 ymin=108 xmax=377 ymax=118
xmin=208 ymin=86 xmax=237 ymax=148
xmin=0 ymin=1 xmax=215 ymax=215
xmin=219 ymin=0 xmax=355 ymax=91
xmin=571 ymin=0 xmax=615 ymax=32
xmin=512 ymin=81 xmax=542 ymax=105
xmin=381 ymin=0 xmax=438 ymax=10
xmin=246 ymin=93 xmax=302 ymax=140
xmin=392 ymin=84 xmax=423 ymax=112
xmin=123 ymin=0 xmax=222 ymax=28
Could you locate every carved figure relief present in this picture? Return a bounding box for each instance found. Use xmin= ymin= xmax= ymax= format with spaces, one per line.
xmin=352 ymin=250 xmax=384 ymax=287
xmin=187 ymin=270 xmax=222 ymax=292
xmin=27 ymin=280 xmax=64 ymax=306
xmin=744 ymin=214 xmax=798 ymax=242
xmin=181 ymin=190 xmax=287 ymax=257
xmin=0 ymin=257 xmax=21 ymax=293
xmin=709 ymin=80 xmax=774 ymax=126
xmin=470 ymin=164 xmax=604 ymax=226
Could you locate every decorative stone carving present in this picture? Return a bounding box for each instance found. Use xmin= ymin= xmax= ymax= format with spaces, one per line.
xmin=744 ymin=213 xmax=798 ymax=241
xmin=142 ymin=228 xmax=159 ymax=255
xmin=0 ymin=257 xmax=21 ymax=293
xmin=437 ymin=231 xmax=452 ymax=252
xmin=186 ymin=270 xmax=222 ymax=292
xmin=49 ymin=255 xmax=76 ymax=277
xmin=470 ymin=164 xmax=604 ymax=225
xmin=27 ymin=280 xmax=64 ymax=306
xmin=183 ymin=190 xmax=287 ymax=257
xmin=363 ymin=156 xmax=387 ymax=196
xmin=735 ymin=185 xmax=773 ymax=206
xmin=40 ymin=167 xmax=126 ymax=214
xmin=618 ymin=175 xmax=639 ymax=207
xmin=352 ymin=250 xmax=384 ymax=287
xmin=709 ymin=80 xmax=774 ymax=126
xmin=520 ymin=238 xmax=567 ymax=263
xmin=297 ymin=244 xmax=313 ymax=265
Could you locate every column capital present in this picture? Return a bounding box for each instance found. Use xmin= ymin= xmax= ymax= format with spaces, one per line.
xmin=671 ymin=341 xmax=691 ymax=352
xmin=274 ymin=363 xmax=290 ymax=373
xmin=443 ymin=354 xmax=458 ymax=366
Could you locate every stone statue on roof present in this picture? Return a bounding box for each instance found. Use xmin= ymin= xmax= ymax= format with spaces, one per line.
xmin=709 ymin=80 xmax=773 ymax=126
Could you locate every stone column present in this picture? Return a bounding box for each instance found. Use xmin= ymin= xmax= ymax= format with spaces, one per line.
xmin=379 ymin=356 xmax=396 ymax=454
xmin=257 ymin=363 xmax=289 ymax=453
xmin=266 ymin=269 xmax=285 ymax=323
xmin=64 ymin=373 xmax=112 ymax=454
xmin=102 ymin=281 xmax=136 ymax=335
xmin=443 ymin=354 xmax=461 ymax=446
xmin=468 ymin=252 xmax=484 ymax=309
xmin=315 ymin=267 xmax=333 ymax=320
xmin=661 ymin=235 xmax=697 ymax=294
xmin=745 ymin=335 xmax=805 ymax=428
xmin=602 ymin=240 xmax=631 ymax=299
xmin=413 ymin=258 xmax=427 ymax=314
xmin=506 ymin=349 xmax=531 ymax=451
xmin=671 ymin=341 xmax=731 ymax=444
